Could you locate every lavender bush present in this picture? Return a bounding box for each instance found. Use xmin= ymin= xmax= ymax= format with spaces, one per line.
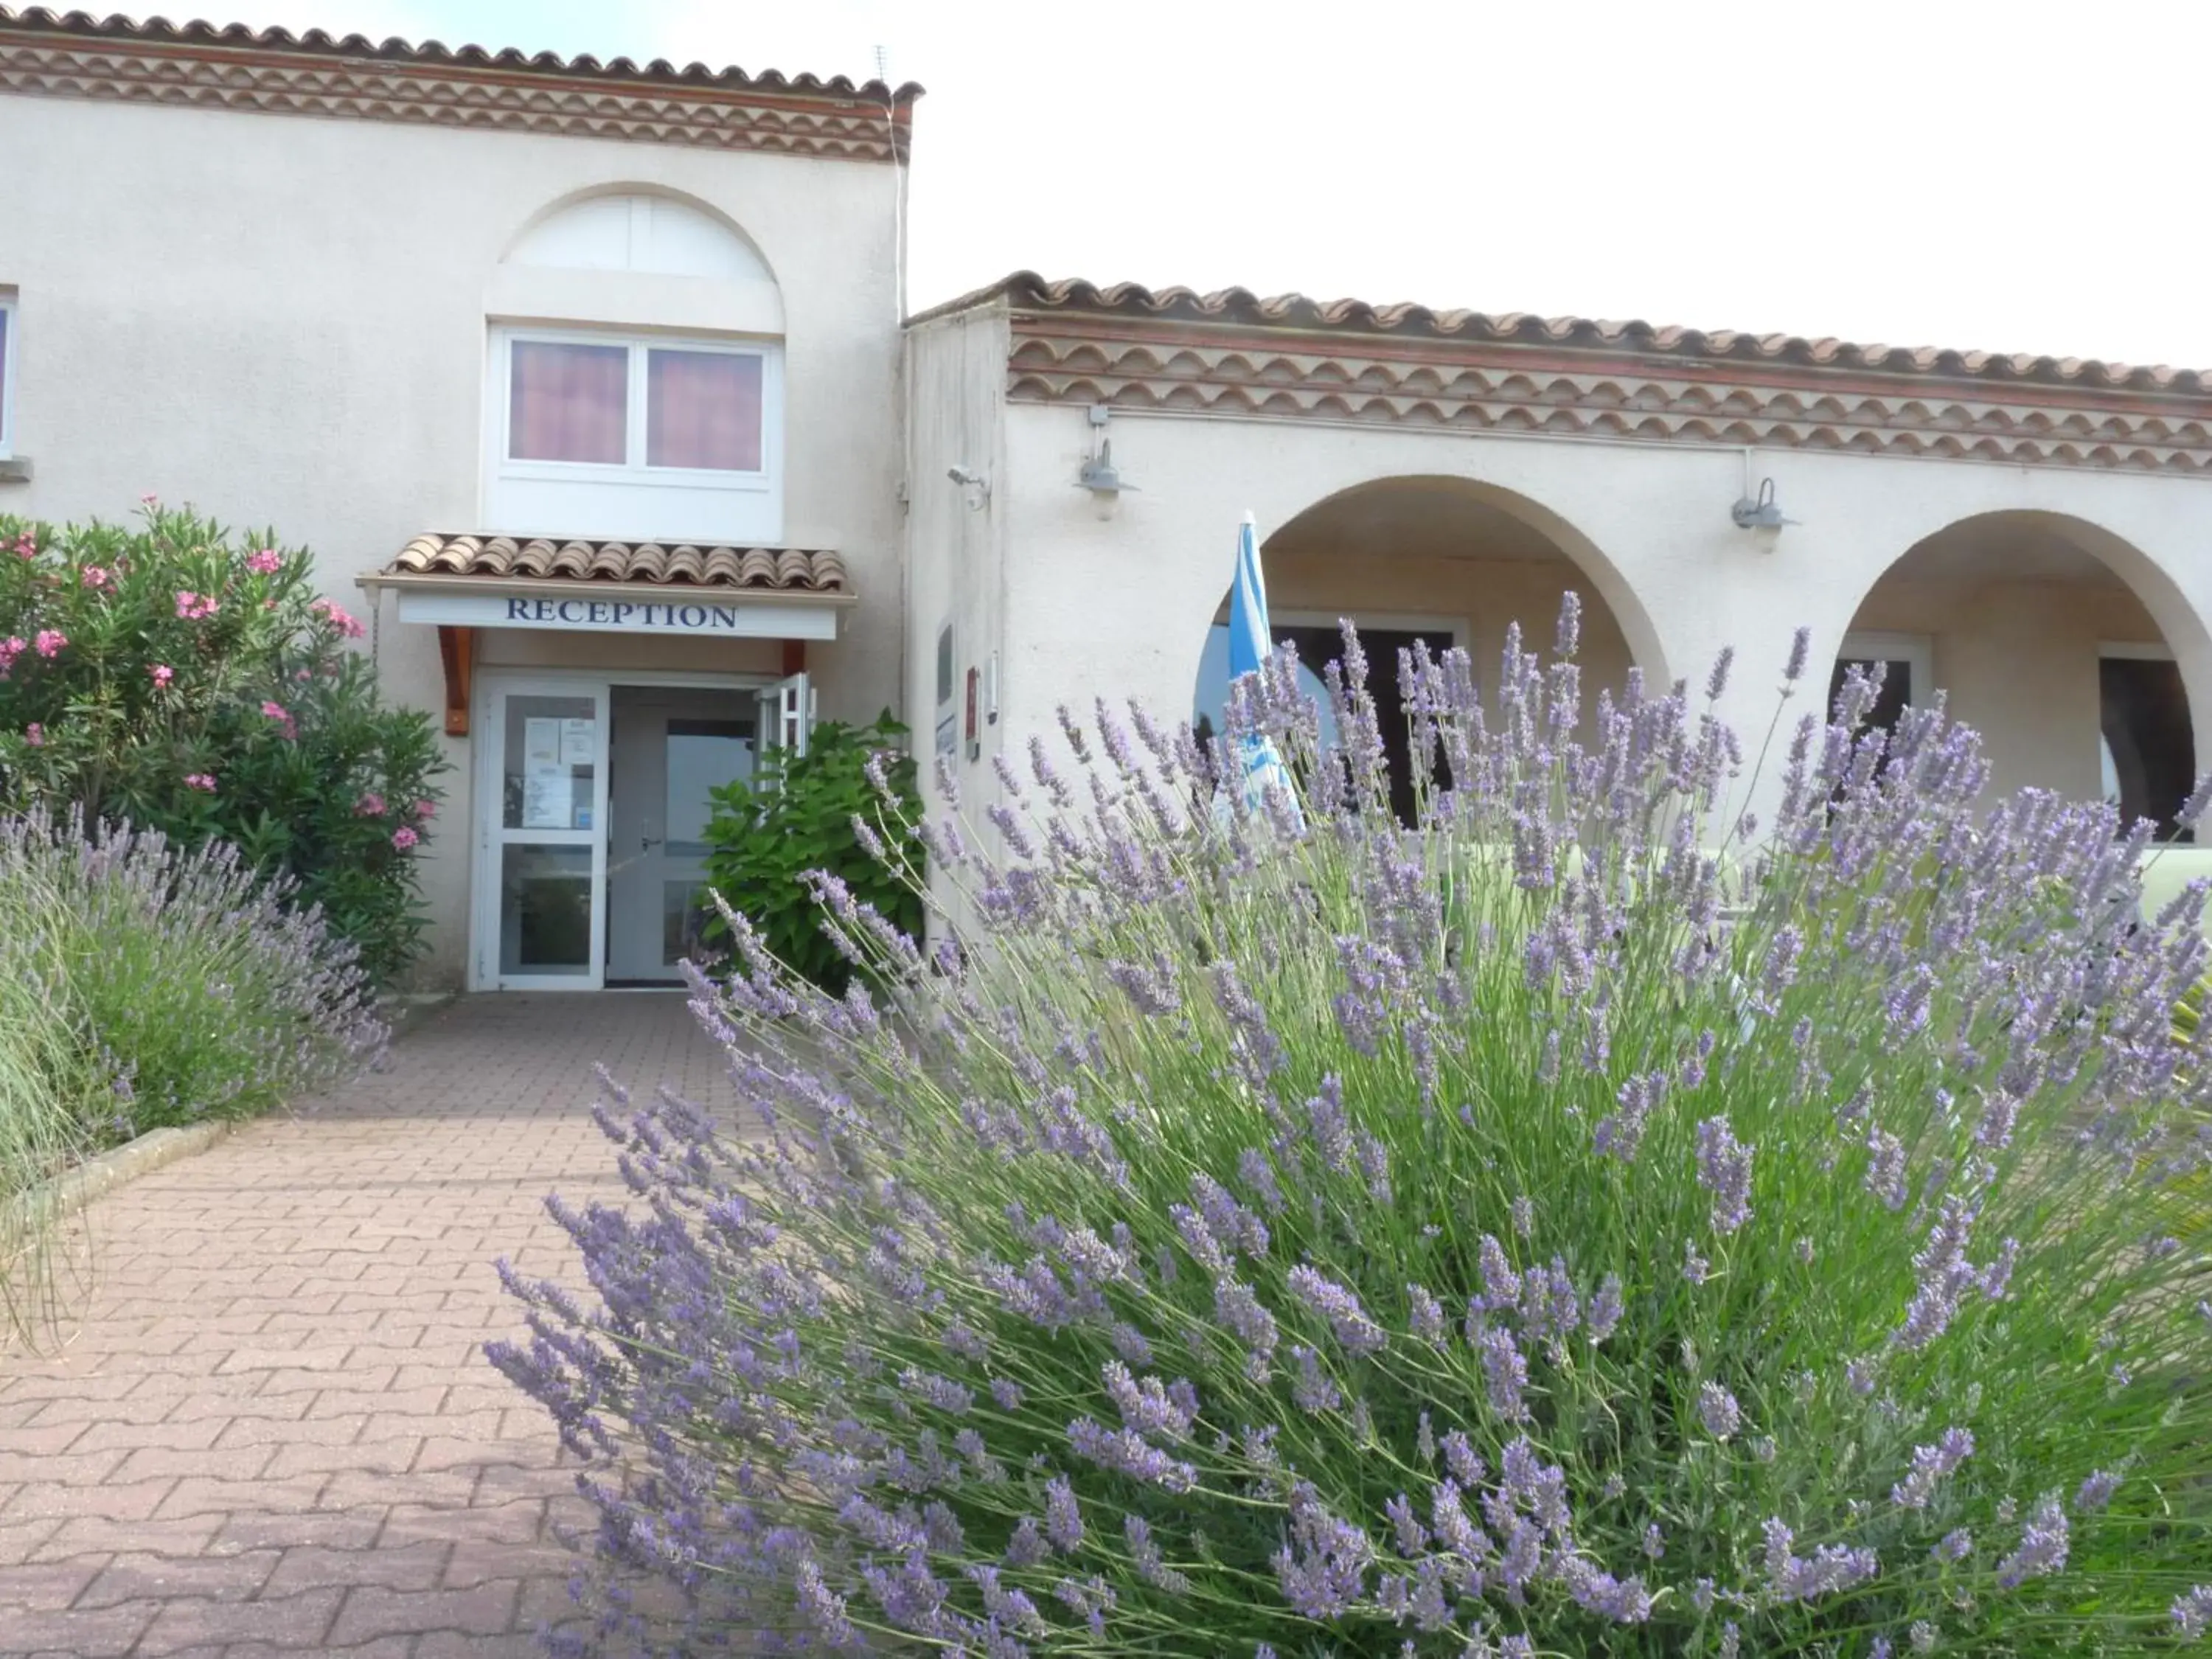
xmin=1 ymin=809 xmax=386 ymax=1335
xmin=496 ymin=599 xmax=2212 ymax=1655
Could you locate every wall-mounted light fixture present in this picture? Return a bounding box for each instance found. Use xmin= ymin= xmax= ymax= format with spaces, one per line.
xmin=1076 ymin=404 xmax=1137 ymax=520
xmin=1731 ymin=475 xmax=1798 ymax=533
xmin=947 ymin=464 xmax=990 ymax=511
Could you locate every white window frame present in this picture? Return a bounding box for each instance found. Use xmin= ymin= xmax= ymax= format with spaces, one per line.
xmin=0 ymin=293 xmax=16 ymax=459
xmin=1839 ymin=630 xmax=1935 ymax=703
xmin=489 ymin=325 xmax=781 ymax=495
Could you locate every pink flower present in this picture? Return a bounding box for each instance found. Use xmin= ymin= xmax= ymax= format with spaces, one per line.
xmin=260 ymin=700 xmax=298 ymax=741
xmin=175 ymin=591 xmax=219 ymax=621
xmin=33 ymin=629 xmax=66 ymax=658
xmin=24 ymin=723 xmax=43 ymax=748
xmin=139 ymin=493 xmax=159 ymax=506
xmin=245 ymin=549 xmax=282 ymax=575
xmin=354 ymin=791 xmax=387 ymax=817
xmin=12 ymin=532 xmax=34 ymax=560
xmin=81 ymin=566 xmax=111 ymax=589
xmin=0 ymin=636 xmax=23 ymax=674
xmin=184 ymin=772 xmax=217 ymax=793
xmin=150 ymin=664 xmax=174 ymax=688
xmin=309 ymin=598 xmax=366 ymax=640
xmin=410 ymin=798 xmax=436 ymax=821
xmin=391 ymin=825 xmax=420 ymax=851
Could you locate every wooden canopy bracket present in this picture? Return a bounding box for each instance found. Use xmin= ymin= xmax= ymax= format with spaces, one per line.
xmin=437 ymin=625 xmax=476 ymax=737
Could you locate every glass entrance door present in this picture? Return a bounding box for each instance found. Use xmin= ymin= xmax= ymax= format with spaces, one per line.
xmin=476 ymin=681 xmax=609 ymax=989
xmin=606 ymin=686 xmax=759 ymax=984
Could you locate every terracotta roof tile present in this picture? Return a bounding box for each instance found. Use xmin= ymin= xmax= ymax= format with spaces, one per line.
xmin=383 ymin=534 xmax=849 ymax=594
xmin=0 ymin=7 xmax=924 ymax=101
xmin=914 ymin=272 xmax=2211 ymax=400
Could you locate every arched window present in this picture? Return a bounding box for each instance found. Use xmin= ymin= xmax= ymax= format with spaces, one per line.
xmin=483 ymin=192 xmax=785 ymax=543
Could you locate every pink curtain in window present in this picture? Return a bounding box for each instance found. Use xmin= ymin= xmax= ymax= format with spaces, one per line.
xmin=509 ymin=341 xmax=627 ymax=464
xmin=647 ymin=350 xmax=762 ymax=471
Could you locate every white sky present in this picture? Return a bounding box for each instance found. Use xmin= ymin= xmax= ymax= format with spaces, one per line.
xmin=230 ymin=0 xmax=2212 ymax=368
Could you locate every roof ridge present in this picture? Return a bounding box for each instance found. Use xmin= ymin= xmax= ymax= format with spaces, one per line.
xmin=916 ymin=271 xmax=2209 ymax=398
xmin=0 ymin=6 xmax=926 ymax=101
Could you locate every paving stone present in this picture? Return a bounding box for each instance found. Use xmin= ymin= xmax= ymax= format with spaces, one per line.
xmin=74 ymin=1546 xmax=282 ymax=1607
xmin=133 ymin=1585 xmax=345 ymax=1653
xmin=0 ymin=995 xmax=717 ymax=1651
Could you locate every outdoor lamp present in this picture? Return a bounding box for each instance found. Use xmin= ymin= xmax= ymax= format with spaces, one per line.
xmin=1731 ymin=476 xmax=1798 ymax=533
xmin=1077 ymin=403 xmax=1137 ymax=520
xmin=947 ymin=465 xmax=990 ymax=511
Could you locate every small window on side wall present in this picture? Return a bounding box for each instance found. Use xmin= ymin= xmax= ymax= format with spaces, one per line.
xmin=486 ymin=326 xmax=781 ymax=543
xmin=0 ymin=293 xmax=16 ymax=459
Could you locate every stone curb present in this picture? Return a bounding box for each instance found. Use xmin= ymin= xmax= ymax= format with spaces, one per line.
xmin=9 ymin=1121 xmax=232 ymax=1231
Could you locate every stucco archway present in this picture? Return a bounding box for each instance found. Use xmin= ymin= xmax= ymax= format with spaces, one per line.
xmin=1839 ymin=509 xmax=2211 ymax=835
xmin=1192 ymin=475 xmax=1653 ymax=821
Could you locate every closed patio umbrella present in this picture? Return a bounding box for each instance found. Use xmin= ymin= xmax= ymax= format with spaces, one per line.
xmin=1219 ymin=512 xmax=1304 ymax=828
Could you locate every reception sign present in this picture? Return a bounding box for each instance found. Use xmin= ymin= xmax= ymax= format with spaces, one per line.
xmin=394 ymin=587 xmax=841 ymax=641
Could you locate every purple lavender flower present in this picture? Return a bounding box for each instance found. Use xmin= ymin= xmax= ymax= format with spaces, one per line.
xmin=1214 ymin=1276 xmax=1279 ymax=1379
xmin=1287 ymin=1263 xmax=1386 ymax=1355
xmin=1479 ymin=1325 xmax=1531 ymax=1422
xmin=1289 ymin=1344 xmax=1343 ymax=1413
xmin=1761 ymin=1517 xmax=1879 ymax=1603
xmin=1694 ymin=1115 xmax=1755 ymax=1234
xmin=1891 ymin=1427 xmax=1974 ymax=1509
xmin=2173 ymin=1585 xmax=2212 ymax=1641
xmin=1407 ymin=1283 xmax=1446 ymax=1344
xmin=2075 ymin=1469 xmax=2121 ymax=1512
xmin=1995 ymin=1493 xmax=2069 ymax=1587
xmin=1933 ymin=1528 xmax=1972 ymax=1562
xmin=1587 ymin=1273 xmax=1624 ymax=1343
xmin=1697 ymin=1382 xmax=1742 ymax=1441
xmin=1043 ymin=1475 xmax=1085 ymax=1551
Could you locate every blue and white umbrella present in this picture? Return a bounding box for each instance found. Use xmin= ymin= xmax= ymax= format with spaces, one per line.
xmin=1219 ymin=512 xmax=1304 ymax=827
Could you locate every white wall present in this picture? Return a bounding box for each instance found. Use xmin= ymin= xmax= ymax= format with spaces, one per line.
xmin=0 ymin=95 xmax=906 ymax=987
xmin=902 ymin=306 xmax=1009 ymax=911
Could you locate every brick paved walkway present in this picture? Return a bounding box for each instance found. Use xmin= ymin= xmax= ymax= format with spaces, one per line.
xmin=0 ymin=992 xmax=734 ymax=1658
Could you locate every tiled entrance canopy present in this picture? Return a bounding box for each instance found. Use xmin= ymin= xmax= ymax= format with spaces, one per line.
xmin=381 ymin=533 xmax=849 ymax=594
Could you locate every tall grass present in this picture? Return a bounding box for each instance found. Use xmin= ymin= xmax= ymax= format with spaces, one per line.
xmin=0 ymin=810 xmax=386 ymax=1343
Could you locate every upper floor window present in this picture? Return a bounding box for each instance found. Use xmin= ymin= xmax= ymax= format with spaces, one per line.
xmin=504 ymin=333 xmax=767 ymax=475
xmin=0 ymin=293 xmax=16 ymax=459
xmin=484 ymin=191 xmax=785 ymax=543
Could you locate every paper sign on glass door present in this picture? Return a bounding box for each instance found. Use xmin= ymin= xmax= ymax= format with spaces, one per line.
xmin=560 ymin=718 xmax=595 ymax=768
xmin=521 ymin=717 xmax=573 ymax=830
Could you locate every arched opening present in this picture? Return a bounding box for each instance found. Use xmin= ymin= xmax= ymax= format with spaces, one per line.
xmin=1840 ymin=510 xmax=2199 ymax=839
xmin=1192 ymin=476 xmax=1646 ymax=822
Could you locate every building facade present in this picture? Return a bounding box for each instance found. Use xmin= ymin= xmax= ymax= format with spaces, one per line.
xmin=908 ymin=278 xmax=2212 ymax=920
xmin=7 ymin=11 xmax=2212 ymax=988
xmin=0 ymin=10 xmax=914 ymax=988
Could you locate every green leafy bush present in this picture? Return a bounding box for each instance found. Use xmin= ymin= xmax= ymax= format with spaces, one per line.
xmin=500 ymin=605 xmax=2212 ymax=1656
xmin=0 ymin=504 xmax=445 ymax=982
xmin=698 ymin=711 xmax=922 ymax=994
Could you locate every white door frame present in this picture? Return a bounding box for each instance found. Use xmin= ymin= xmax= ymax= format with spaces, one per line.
xmin=469 ymin=667 xmax=778 ymax=991
xmin=1839 ymin=630 xmax=1936 ymax=703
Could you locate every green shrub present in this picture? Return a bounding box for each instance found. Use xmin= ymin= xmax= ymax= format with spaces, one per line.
xmin=0 ymin=504 xmax=445 ymax=982
xmin=698 ymin=711 xmax=923 ymax=994
xmin=499 ymin=606 xmax=2212 ymax=1656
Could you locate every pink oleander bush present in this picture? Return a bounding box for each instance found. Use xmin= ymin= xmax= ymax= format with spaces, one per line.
xmin=0 ymin=503 xmax=445 ymax=984
xmin=495 ymin=599 xmax=2212 ymax=1655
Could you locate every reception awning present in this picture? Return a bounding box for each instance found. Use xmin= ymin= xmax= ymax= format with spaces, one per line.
xmin=358 ymin=532 xmax=855 ymax=734
xmin=361 ymin=533 xmax=854 ymax=640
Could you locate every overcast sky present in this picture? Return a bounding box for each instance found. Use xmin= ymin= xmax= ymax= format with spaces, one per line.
xmin=230 ymin=0 xmax=2212 ymax=369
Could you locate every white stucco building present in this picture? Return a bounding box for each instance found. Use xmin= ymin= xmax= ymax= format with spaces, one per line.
xmin=6 ymin=10 xmax=2212 ymax=989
